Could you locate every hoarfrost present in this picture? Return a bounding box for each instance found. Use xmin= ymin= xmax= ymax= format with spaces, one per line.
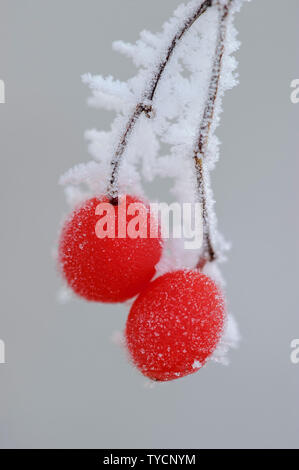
xmin=60 ymin=0 xmax=249 ymax=368
xmin=110 ymin=330 xmax=126 ymax=348
xmin=212 ymin=314 xmax=241 ymax=365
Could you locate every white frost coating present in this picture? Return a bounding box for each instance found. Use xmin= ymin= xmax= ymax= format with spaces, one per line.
xmin=192 ymin=360 xmax=202 ymax=369
xmin=61 ymin=0 xmax=249 ymax=209
xmin=60 ymin=0 xmax=249 ymax=366
xmin=82 ymin=74 xmax=134 ymax=113
xmin=143 ymin=380 xmax=157 ymax=390
xmin=110 ymin=330 xmax=126 ymax=348
xmin=57 ymin=286 xmax=74 ymax=304
xmin=212 ymin=314 xmax=241 ymax=365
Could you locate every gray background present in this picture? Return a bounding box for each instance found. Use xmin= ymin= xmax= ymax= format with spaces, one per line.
xmin=0 ymin=0 xmax=298 ymax=449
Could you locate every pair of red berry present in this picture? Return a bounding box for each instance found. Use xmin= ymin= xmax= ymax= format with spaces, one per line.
xmin=58 ymin=194 xmax=225 ymax=382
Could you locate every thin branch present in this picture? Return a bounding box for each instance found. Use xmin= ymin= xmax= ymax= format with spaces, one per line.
xmin=108 ymin=0 xmax=213 ymax=204
xmin=195 ymin=1 xmax=232 ymax=269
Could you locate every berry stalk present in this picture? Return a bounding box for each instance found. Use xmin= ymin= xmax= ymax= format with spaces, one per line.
xmin=108 ymin=0 xmax=213 ymax=204
xmin=195 ymin=0 xmax=232 ymax=269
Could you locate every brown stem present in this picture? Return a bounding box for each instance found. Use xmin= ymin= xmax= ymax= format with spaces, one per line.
xmin=108 ymin=0 xmax=213 ymax=204
xmin=195 ymin=1 xmax=232 ymax=269
xmin=196 ymin=158 xmax=216 ymax=270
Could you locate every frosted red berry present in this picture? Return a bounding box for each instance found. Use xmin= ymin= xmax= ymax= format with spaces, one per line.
xmin=126 ymin=270 xmax=225 ymax=382
xmin=58 ymin=195 xmax=162 ymax=303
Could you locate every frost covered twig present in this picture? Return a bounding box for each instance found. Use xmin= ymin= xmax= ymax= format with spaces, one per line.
xmin=108 ymin=0 xmax=213 ymax=204
xmin=195 ymin=0 xmax=232 ymax=269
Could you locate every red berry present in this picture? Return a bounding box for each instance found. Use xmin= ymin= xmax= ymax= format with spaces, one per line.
xmin=126 ymin=270 xmax=225 ymax=382
xmin=58 ymin=195 xmax=162 ymax=303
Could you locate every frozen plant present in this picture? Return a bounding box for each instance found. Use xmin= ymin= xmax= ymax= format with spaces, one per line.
xmin=58 ymin=0 xmax=250 ymax=381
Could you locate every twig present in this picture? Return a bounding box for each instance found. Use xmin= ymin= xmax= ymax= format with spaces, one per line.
xmin=195 ymin=1 xmax=232 ymax=269
xmin=108 ymin=0 xmax=213 ymax=204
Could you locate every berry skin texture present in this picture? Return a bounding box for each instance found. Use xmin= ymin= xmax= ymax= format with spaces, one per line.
xmin=126 ymin=270 xmax=226 ymax=382
xmin=58 ymin=195 xmax=162 ymax=303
